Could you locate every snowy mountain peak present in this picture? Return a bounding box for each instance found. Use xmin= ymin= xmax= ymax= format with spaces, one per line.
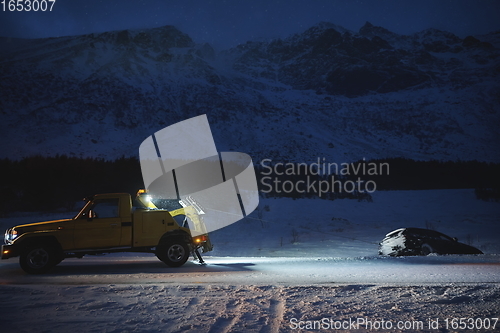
xmin=84 ymin=25 xmax=194 ymax=49
xmin=301 ymin=21 xmax=351 ymax=36
xmin=0 ymin=22 xmax=499 ymax=163
xmin=358 ymin=21 xmax=398 ymax=40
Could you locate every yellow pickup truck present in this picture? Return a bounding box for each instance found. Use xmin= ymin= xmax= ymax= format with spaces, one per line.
xmin=2 ymin=190 xmax=212 ymax=274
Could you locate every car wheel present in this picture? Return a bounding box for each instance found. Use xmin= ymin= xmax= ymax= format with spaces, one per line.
xmin=156 ymin=239 xmax=189 ymax=267
xmin=19 ymin=244 xmax=57 ymax=274
xmin=420 ymin=243 xmax=435 ymax=256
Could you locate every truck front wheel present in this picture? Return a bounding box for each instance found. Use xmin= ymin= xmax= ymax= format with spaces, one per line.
xmin=19 ymin=244 xmax=58 ymax=274
xmin=156 ymin=239 xmax=189 ymax=267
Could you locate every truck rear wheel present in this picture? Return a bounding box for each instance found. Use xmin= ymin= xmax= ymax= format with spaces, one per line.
xmin=19 ymin=244 xmax=58 ymax=274
xmin=156 ymin=239 xmax=189 ymax=267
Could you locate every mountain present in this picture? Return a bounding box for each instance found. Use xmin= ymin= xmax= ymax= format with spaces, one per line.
xmin=0 ymin=22 xmax=499 ymax=163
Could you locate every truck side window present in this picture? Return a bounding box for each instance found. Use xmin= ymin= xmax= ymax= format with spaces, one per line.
xmin=88 ymin=198 xmax=120 ymax=219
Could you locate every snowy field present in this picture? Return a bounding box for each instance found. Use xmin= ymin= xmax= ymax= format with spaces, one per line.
xmin=0 ymin=189 xmax=499 ymax=332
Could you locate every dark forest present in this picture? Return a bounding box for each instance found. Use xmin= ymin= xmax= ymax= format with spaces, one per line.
xmin=0 ymin=156 xmax=498 ymax=215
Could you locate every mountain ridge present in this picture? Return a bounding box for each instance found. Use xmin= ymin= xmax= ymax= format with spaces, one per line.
xmin=0 ymin=22 xmax=499 ymax=164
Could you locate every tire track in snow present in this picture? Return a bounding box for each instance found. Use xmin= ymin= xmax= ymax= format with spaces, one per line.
xmin=181 ymin=296 xmax=202 ymax=319
xmin=261 ymin=297 xmax=285 ymax=333
xmin=167 ymin=285 xmax=211 ymax=332
xmin=2 ymin=283 xmax=499 ymax=333
xmin=207 ymin=298 xmax=243 ymax=333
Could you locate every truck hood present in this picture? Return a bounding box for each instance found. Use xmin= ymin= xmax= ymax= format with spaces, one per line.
xmin=13 ymin=219 xmax=73 ymax=232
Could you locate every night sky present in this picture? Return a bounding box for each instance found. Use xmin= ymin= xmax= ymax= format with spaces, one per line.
xmin=0 ymin=0 xmax=499 ymax=50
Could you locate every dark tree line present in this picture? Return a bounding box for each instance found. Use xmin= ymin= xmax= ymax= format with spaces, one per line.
xmin=0 ymin=155 xmax=143 ymax=214
xmin=347 ymin=157 xmax=500 ymax=191
xmin=0 ymin=155 xmax=498 ymax=215
xmin=254 ymin=157 xmax=500 ymax=200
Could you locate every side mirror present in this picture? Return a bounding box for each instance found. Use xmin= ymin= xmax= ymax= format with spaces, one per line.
xmin=88 ymin=210 xmax=97 ymax=219
xmin=452 ymin=237 xmax=458 ymax=242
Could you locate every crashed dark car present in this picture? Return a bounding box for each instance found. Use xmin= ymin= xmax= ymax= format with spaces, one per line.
xmin=378 ymin=228 xmax=483 ymax=256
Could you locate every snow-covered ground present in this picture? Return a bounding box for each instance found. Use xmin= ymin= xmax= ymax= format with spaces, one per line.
xmin=208 ymin=188 xmax=500 ymax=257
xmin=1 ymin=279 xmax=499 ymax=333
xmin=0 ymin=189 xmax=499 ymax=332
xmin=0 ymin=259 xmax=499 ymax=333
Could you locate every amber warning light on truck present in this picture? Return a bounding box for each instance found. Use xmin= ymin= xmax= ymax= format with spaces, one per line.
xmin=139 ymin=114 xmax=259 ymax=235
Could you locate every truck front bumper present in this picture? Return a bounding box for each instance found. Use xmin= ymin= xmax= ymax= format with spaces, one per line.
xmin=1 ymin=244 xmax=16 ymax=259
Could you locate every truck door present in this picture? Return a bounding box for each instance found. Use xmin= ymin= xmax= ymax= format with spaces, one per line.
xmin=73 ymin=198 xmax=123 ymax=249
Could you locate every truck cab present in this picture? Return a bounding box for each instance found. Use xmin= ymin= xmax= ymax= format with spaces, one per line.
xmin=2 ymin=190 xmax=212 ymax=274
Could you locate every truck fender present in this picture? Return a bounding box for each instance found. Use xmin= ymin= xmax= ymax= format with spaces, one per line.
xmin=14 ymin=234 xmax=63 ymax=257
xmin=158 ymin=230 xmax=191 ymax=245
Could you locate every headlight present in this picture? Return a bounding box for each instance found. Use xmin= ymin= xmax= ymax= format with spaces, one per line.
xmin=4 ymin=229 xmax=18 ymax=244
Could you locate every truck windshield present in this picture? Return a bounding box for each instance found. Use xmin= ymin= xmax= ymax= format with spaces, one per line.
xmin=152 ymin=199 xmax=183 ymax=211
xmin=133 ymin=197 xmax=155 ymax=210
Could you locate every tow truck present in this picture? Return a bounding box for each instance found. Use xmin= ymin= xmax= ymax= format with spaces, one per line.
xmin=2 ymin=190 xmax=212 ymax=274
